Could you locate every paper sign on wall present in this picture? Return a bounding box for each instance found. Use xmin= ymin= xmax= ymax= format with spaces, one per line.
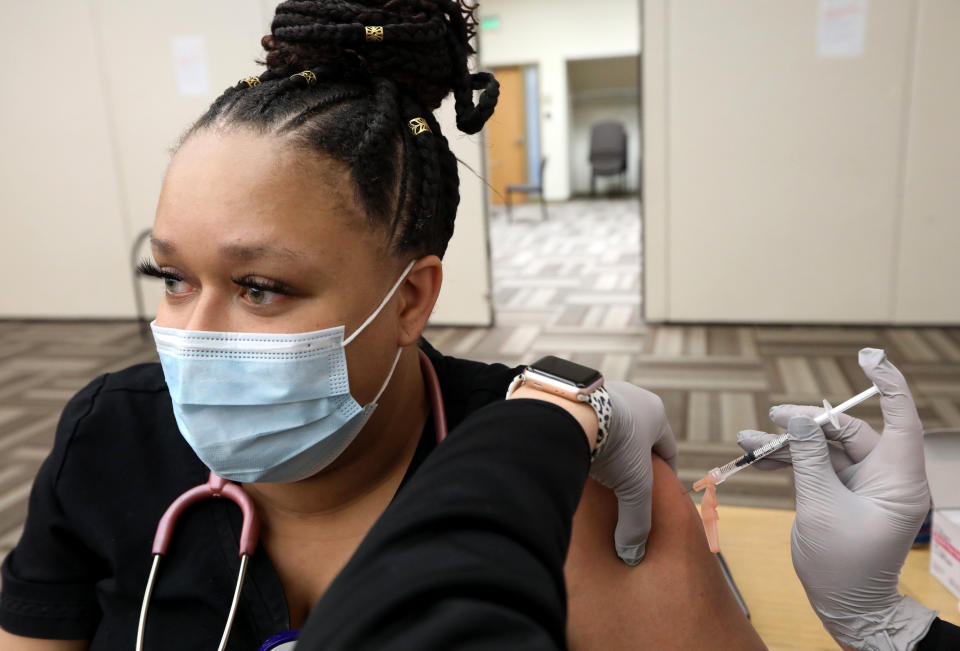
xmin=172 ymin=36 xmax=210 ymax=96
xmin=818 ymin=0 xmax=867 ymax=58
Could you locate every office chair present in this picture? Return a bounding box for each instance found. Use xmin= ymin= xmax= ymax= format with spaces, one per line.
xmin=589 ymin=121 xmax=628 ymax=196
xmin=505 ymin=157 xmax=548 ymax=222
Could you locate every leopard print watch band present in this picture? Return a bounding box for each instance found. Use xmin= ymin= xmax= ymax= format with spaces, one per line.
xmin=585 ymin=385 xmax=612 ymax=461
xmin=506 ymin=375 xmax=611 ymax=461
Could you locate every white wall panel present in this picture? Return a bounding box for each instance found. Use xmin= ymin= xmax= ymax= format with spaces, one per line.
xmin=642 ymin=0 xmax=942 ymax=324
xmin=430 ymin=97 xmax=494 ymax=326
xmin=894 ymin=0 xmax=960 ymax=324
xmin=642 ymin=0 xmax=670 ymax=320
xmin=0 ymin=0 xmax=132 ymax=318
xmin=92 ymin=0 xmax=266 ymax=239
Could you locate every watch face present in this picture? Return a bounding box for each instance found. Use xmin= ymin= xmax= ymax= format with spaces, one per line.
xmin=527 ymin=356 xmax=602 ymax=388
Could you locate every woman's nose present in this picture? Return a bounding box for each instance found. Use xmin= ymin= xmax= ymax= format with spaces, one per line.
xmin=182 ymin=291 xmax=233 ymax=333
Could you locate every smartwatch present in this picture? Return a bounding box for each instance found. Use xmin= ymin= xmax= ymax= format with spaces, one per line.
xmin=506 ymin=356 xmax=612 ymax=459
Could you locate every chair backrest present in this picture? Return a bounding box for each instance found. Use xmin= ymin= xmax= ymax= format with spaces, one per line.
xmin=535 ymin=157 xmax=548 ymax=188
xmin=589 ymin=122 xmax=627 ymax=161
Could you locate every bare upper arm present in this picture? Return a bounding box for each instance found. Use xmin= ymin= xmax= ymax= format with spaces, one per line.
xmin=0 ymin=628 xmax=88 ymax=651
xmin=564 ymin=456 xmax=768 ymax=650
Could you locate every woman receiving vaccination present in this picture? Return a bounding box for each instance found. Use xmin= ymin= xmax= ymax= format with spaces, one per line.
xmin=0 ymin=1 xmax=956 ymax=649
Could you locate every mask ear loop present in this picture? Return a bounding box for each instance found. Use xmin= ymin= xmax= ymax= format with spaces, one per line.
xmin=343 ymin=259 xmax=418 ymax=346
xmin=371 ymin=347 xmax=403 ymax=405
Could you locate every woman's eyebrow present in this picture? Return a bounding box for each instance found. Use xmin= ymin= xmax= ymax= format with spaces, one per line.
xmin=150 ymin=236 xmax=175 ymax=254
xmin=149 ymin=236 xmax=301 ymax=262
xmin=219 ymin=242 xmax=302 ymax=262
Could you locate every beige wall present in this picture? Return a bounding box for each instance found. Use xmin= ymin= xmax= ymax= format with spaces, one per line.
xmin=1 ymin=0 xmax=133 ymax=318
xmin=895 ymin=0 xmax=960 ymax=322
xmin=431 ymin=96 xmax=494 ymax=326
xmin=644 ymin=0 xmax=960 ymax=324
xmin=479 ymin=0 xmax=640 ymax=201
xmin=0 ymin=1 xmax=492 ymax=325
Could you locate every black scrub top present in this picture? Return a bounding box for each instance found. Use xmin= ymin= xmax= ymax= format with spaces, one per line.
xmin=0 ymin=340 xmax=520 ymax=648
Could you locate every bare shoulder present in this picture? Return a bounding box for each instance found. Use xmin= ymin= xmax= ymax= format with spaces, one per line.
xmin=564 ymin=457 xmax=767 ymax=650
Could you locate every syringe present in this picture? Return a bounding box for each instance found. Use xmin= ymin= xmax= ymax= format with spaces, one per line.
xmin=692 ymin=384 xmax=880 ymax=491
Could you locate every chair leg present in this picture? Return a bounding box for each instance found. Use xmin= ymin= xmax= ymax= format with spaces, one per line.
xmin=539 ymin=193 xmax=547 ymax=221
xmin=505 ymin=192 xmax=512 ymax=222
xmin=591 ymin=172 xmax=596 ymax=198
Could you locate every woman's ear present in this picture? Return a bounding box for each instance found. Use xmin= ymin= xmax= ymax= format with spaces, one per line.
xmin=396 ymin=255 xmax=443 ymax=347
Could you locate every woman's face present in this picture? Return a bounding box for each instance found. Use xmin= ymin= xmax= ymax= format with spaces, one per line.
xmin=152 ymin=128 xmax=412 ymax=403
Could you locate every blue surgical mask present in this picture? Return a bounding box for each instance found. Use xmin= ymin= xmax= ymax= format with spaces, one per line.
xmin=150 ymin=260 xmax=416 ymax=483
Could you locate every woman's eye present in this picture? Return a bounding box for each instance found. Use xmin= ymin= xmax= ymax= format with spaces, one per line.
xmin=242 ymin=286 xmax=282 ymax=306
xmin=235 ymin=276 xmax=291 ymax=306
xmin=163 ymin=277 xmax=192 ymax=295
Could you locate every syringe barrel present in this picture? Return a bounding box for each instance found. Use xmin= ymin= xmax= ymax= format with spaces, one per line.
xmin=709 ymin=433 xmax=791 ymax=485
xmin=748 ymin=433 xmax=790 ymax=461
xmin=711 ymin=462 xmax=746 ymax=485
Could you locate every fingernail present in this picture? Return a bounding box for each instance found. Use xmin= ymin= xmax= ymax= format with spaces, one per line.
xmin=787 ymin=416 xmax=819 ymax=440
xmin=858 ymin=348 xmax=885 ymax=368
xmin=617 ymin=542 xmax=645 ymax=566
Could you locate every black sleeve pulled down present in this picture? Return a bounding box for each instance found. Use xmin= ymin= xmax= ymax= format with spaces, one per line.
xmin=917 ymin=617 xmax=960 ymax=650
xmin=298 ymin=398 xmax=591 ymax=651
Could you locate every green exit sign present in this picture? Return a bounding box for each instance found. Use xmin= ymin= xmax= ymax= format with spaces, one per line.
xmin=480 ymin=15 xmax=501 ymax=31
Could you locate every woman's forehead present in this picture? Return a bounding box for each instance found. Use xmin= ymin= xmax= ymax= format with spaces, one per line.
xmin=154 ymin=129 xmax=378 ymax=257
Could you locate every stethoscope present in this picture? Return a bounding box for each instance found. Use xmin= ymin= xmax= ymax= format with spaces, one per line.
xmin=136 ymin=349 xmax=449 ymax=651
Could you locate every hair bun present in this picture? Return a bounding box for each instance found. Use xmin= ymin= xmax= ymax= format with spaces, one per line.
xmin=264 ymin=0 xmax=498 ymax=134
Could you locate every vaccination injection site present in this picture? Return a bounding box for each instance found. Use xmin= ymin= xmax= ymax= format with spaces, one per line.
xmin=2 ymin=0 xmax=960 ymax=649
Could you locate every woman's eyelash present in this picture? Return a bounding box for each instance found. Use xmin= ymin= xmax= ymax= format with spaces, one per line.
xmin=137 ymin=259 xmax=182 ymax=281
xmin=233 ymin=276 xmax=293 ymax=296
xmin=137 ymin=260 xmax=292 ymax=296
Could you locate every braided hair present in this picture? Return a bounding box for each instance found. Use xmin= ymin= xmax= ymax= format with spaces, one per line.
xmin=184 ymin=0 xmax=500 ymax=259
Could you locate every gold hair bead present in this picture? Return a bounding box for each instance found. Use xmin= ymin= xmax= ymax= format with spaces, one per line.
xmin=408 ymin=117 xmax=432 ymax=135
xmin=241 ymin=76 xmax=261 ymax=87
xmin=365 ymin=26 xmax=385 ymax=42
xmin=291 ymin=70 xmax=317 ymax=85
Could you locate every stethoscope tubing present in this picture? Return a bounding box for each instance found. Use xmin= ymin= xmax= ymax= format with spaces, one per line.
xmin=137 ymin=554 xmax=249 ymax=651
xmin=419 ymin=348 xmax=448 ymax=443
xmin=136 ymin=349 xmax=447 ymax=649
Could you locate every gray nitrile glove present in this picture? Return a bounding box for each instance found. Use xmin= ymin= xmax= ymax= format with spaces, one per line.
xmin=739 ymin=348 xmax=937 ymax=650
xmin=588 ymin=381 xmax=678 ymax=565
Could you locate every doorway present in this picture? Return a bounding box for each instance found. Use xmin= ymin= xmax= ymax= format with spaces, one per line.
xmin=486 ymin=65 xmax=542 ymax=205
xmin=481 ymin=54 xmax=643 ymax=355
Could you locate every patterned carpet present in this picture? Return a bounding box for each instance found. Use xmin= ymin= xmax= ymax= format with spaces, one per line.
xmin=2 ymin=199 xmax=960 ymax=563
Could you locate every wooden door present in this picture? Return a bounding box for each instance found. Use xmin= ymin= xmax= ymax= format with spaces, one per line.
xmin=487 ymin=66 xmax=527 ymax=205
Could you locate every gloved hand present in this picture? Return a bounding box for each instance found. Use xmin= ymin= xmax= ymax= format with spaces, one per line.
xmin=738 ymin=348 xmax=937 ymax=650
xmin=588 ymin=381 xmax=678 ymax=565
